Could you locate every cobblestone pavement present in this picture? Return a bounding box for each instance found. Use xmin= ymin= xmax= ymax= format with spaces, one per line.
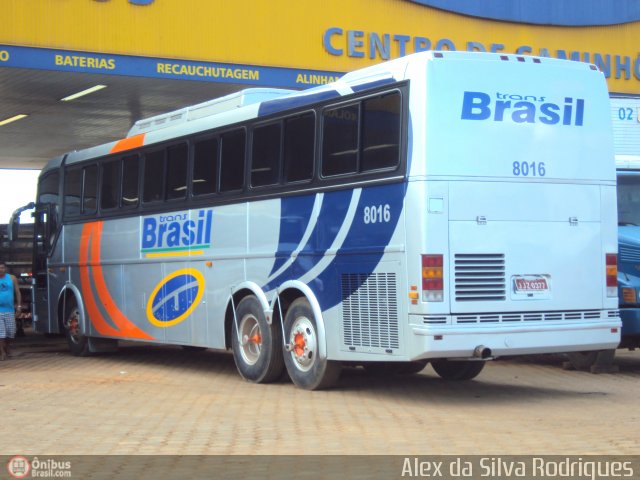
xmin=1 ymin=332 xmax=639 ymax=456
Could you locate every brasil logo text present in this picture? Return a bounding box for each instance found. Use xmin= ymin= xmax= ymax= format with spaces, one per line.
xmin=141 ymin=209 xmax=212 ymax=257
xmin=147 ymin=269 xmax=205 ymax=327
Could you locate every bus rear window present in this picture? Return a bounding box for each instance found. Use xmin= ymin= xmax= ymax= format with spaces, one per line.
xmin=101 ymin=160 xmax=120 ymax=210
xmin=322 ymin=104 xmax=359 ymax=177
xmin=193 ymin=137 xmax=219 ymax=196
xmin=83 ymin=165 xmax=98 ymax=214
xmin=122 ymin=154 xmax=140 ymax=207
xmin=361 ymin=92 xmax=400 ymax=171
xmin=284 ymin=113 xmax=314 ymax=183
xmin=166 ymin=143 xmax=188 ymax=200
xmin=252 ymin=123 xmax=281 ymax=187
xmin=220 ymin=129 xmax=245 ymax=192
xmin=143 ymin=150 xmax=165 ymax=203
xmin=64 ymin=168 xmax=82 ymax=216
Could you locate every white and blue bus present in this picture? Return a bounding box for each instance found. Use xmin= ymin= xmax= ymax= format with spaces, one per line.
xmin=27 ymin=51 xmax=621 ymax=389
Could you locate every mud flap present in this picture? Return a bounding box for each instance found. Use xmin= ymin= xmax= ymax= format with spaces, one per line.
xmin=88 ymin=337 xmax=119 ymax=353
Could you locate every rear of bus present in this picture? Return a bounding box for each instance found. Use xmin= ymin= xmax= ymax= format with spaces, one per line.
xmin=405 ymin=52 xmax=621 ymax=362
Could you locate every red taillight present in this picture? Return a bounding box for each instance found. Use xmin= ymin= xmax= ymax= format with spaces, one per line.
xmin=606 ymin=253 xmax=617 ymax=297
xmin=422 ymin=254 xmax=444 ymax=302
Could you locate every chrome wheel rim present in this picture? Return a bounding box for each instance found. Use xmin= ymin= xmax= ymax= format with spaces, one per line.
xmin=64 ymin=307 xmax=81 ymax=344
xmin=289 ymin=316 xmax=317 ymax=372
xmin=239 ymin=314 xmax=262 ymax=365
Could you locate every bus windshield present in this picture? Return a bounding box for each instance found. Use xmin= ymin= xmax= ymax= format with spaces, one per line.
xmin=617 ymin=174 xmax=640 ymax=226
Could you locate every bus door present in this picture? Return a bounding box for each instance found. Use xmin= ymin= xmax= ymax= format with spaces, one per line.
xmin=32 ymin=203 xmax=56 ymax=332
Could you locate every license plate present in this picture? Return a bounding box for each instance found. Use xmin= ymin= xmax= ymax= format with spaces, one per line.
xmin=511 ymin=275 xmax=551 ymax=300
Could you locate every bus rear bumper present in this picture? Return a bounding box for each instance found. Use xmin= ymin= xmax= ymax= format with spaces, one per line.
xmin=408 ymin=318 xmax=622 ymax=360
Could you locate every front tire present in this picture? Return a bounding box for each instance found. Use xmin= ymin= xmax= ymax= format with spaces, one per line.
xmin=431 ymin=359 xmax=485 ymax=380
xmin=283 ymin=298 xmax=341 ymax=390
xmin=231 ymin=295 xmax=284 ymax=383
xmin=62 ymin=296 xmax=90 ymax=357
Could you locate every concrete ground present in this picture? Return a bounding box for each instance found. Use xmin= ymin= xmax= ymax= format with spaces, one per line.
xmin=1 ymin=331 xmax=639 ymax=457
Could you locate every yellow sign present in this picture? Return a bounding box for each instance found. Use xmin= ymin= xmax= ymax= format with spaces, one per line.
xmin=1 ymin=0 xmax=639 ymax=93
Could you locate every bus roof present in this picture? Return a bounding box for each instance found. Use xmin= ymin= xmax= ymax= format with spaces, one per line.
xmin=51 ymin=51 xmax=603 ymax=170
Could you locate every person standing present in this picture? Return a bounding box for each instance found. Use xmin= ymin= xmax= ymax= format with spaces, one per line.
xmin=0 ymin=260 xmax=21 ymax=360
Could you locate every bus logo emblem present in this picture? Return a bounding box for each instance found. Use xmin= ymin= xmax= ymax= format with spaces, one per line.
xmin=141 ymin=209 xmax=213 ymax=258
xmin=146 ymin=269 xmax=205 ymax=327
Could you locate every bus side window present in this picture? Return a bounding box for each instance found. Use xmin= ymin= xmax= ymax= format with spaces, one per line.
xmin=166 ymin=143 xmax=188 ymax=200
xmin=322 ymin=104 xmax=359 ymax=177
xmin=100 ymin=160 xmax=120 ymax=210
xmin=143 ymin=150 xmax=165 ymax=203
xmin=38 ymin=171 xmax=60 ymax=235
xmin=192 ymin=137 xmax=219 ymax=196
xmin=251 ymin=122 xmax=281 ymax=187
xmin=83 ymin=165 xmax=98 ymax=215
xmin=220 ymin=129 xmax=246 ymax=192
xmin=284 ymin=112 xmax=315 ymax=183
xmin=122 ymin=154 xmax=140 ymax=207
xmin=361 ymin=92 xmax=401 ymax=172
xmin=64 ymin=167 xmax=83 ymax=216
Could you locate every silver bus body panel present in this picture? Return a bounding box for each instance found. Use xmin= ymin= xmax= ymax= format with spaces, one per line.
xmin=37 ymin=51 xmax=620 ymax=362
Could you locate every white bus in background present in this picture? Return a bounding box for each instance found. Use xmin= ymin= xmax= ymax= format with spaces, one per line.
xmin=24 ymin=51 xmax=620 ymax=390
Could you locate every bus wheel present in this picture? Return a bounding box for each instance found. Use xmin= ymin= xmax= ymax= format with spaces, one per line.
xmin=566 ymin=349 xmax=616 ymax=373
xmin=364 ymin=360 xmax=428 ymax=376
xmin=283 ymin=298 xmax=341 ymax=390
xmin=431 ymin=359 xmax=485 ymax=380
xmin=231 ymin=295 xmax=284 ymax=383
xmin=63 ymin=297 xmax=89 ymax=357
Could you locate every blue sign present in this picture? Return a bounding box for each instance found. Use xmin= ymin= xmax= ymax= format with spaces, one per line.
xmin=0 ymin=44 xmax=342 ymax=89
xmin=406 ymin=0 xmax=640 ymax=26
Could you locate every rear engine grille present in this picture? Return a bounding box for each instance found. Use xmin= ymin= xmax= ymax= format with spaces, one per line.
xmin=342 ymin=273 xmax=399 ymax=350
xmin=454 ymin=254 xmax=506 ymax=302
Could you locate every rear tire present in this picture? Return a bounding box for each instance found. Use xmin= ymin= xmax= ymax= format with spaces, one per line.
xmin=231 ymin=295 xmax=284 ymax=383
xmin=283 ymin=298 xmax=341 ymax=390
xmin=62 ymin=296 xmax=90 ymax=357
xmin=431 ymin=359 xmax=485 ymax=380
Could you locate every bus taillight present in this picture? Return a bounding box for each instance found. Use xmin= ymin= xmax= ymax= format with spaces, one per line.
xmin=606 ymin=253 xmax=617 ymax=297
xmin=422 ymin=254 xmax=444 ymax=302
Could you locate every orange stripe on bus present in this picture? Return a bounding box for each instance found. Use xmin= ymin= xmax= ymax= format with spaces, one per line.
xmin=109 ymin=133 xmax=145 ymax=154
xmin=89 ymin=222 xmax=154 ymax=341
xmin=79 ymin=223 xmax=121 ymax=337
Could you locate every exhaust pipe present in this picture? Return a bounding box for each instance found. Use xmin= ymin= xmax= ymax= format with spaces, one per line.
xmin=473 ymin=345 xmax=492 ymax=359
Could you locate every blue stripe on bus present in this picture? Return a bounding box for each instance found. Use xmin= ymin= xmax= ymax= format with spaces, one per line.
xmin=262 ymin=189 xmax=353 ymax=292
xmin=258 ymin=90 xmax=340 ymax=117
xmin=269 ymin=194 xmax=316 ymax=276
xmin=308 ymin=182 xmax=406 ymax=310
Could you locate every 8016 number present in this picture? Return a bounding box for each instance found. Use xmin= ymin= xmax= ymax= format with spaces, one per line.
xmin=513 ymin=161 xmax=546 ymax=177
xmin=363 ymin=204 xmax=391 ymax=224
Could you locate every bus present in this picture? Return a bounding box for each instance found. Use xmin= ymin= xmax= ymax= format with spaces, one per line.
xmin=24 ymin=51 xmax=621 ymax=389
xmin=604 ymin=96 xmax=640 ymax=369
xmin=615 ymin=158 xmax=640 ymax=349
